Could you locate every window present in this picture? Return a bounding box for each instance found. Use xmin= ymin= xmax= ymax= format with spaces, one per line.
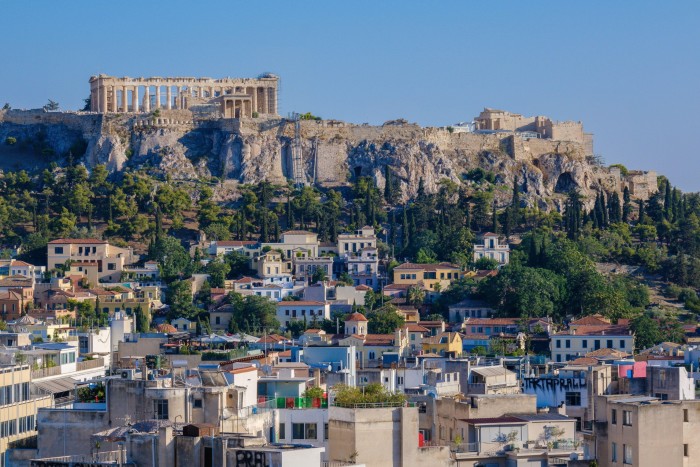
xmin=108 ymin=263 xmax=116 ymax=271
xmin=215 ymin=317 xmax=220 ymax=325
xmin=324 ymin=423 xmax=329 ymax=440
xmin=292 ymin=423 xmax=317 ymax=440
xmin=685 ymin=444 xmax=689 ymax=457
xmin=582 ymin=339 xmax=588 ymax=348
xmin=611 ymin=442 xmax=617 ymax=462
xmin=565 ymin=339 xmax=571 ymax=348
xmin=556 ymin=354 xmax=562 ymax=362
xmin=193 ymin=398 xmax=203 ymax=408
xmin=611 ymin=409 xmax=617 ymax=424
xmin=607 ymin=339 xmax=613 ymax=348
xmin=595 ymin=340 xmax=601 ymax=350
xmin=684 ymin=409 xmax=689 ymax=422
xmin=54 ymin=247 xmax=64 ymax=254
xmin=623 ymin=444 xmax=633 ymax=464
xmin=279 ymin=423 xmax=286 ymax=440
xmin=565 ymin=391 xmax=581 ymax=406
xmin=154 ymin=399 xmax=169 ymax=420
xmin=620 ymin=339 xmax=626 ymax=348
xmin=623 ymin=410 xmax=632 ymax=426
xmin=556 ymin=340 xmax=561 ymax=348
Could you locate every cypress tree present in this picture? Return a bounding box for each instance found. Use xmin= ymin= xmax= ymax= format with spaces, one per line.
xmin=664 ymin=180 xmax=673 ymax=220
xmin=491 ymin=200 xmax=499 ymax=234
xmin=528 ymin=234 xmax=539 ymax=266
xmin=622 ymin=187 xmax=631 ymax=223
xmin=402 ymin=206 xmax=410 ymax=249
xmin=601 ymin=192 xmax=609 ymax=227
xmin=511 ymin=176 xmax=520 ymax=226
xmin=384 ymin=165 xmax=393 ymax=203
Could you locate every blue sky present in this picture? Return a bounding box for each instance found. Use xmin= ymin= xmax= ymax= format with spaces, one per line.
xmin=2 ymin=1 xmax=699 ymax=190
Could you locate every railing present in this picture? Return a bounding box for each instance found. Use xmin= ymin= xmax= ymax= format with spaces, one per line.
xmin=332 ymin=401 xmax=415 ymax=409
xmin=77 ymin=357 xmax=105 ymax=371
xmin=273 ymin=397 xmax=328 ymax=409
xmin=30 ymin=450 xmax=122 ymax=464
xmin=32 ymin=366 xmax=62 ymax=379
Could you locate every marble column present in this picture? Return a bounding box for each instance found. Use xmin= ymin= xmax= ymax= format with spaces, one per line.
xmin=143 ymin=86 xmax=151 ymax=112
xmin=112 ymin=86 xmax=118 ymax=113
xmin=259 ymin=88 xmax=266 ymax=114
xmin=166 ymin=87 xmax=172 ymax=110
xmin=155 ymin=86 xmax=161 ymax=109
xmin=251 ymin=88 xmax=257 ymax=115
xmin=99 ymin=86 xmax=107 ymax=113
xmin=121 ymin=86 xmax=128 ymax=113
xmin=132 ymin=86 xmax=139 ymax=112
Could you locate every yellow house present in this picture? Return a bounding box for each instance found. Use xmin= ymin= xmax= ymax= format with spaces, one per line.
xmin=422 ymin=332 xmax=462 ymax=356
xmin=392 ymin=262 xmax=463 ymax=291
xmin=254 ymin=251 xmax=292 ymax=279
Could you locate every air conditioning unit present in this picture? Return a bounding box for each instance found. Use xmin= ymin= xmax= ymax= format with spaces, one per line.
xmin=121 ymin=369 xmax=136 ymax=380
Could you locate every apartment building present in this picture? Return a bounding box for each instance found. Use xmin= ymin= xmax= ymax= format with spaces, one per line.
xmin=47 ymin=239 xmax=136 ymax=283
xmin=551 ymin=324 xmax=635 ymax=363
xmin=337 ymin=225 xmax=377 ymax=254
xmin=276 ymin=301 xmax=330 ymax=329
xmin=595 ymin=395 xmax=700 ymax=467
xmin=0 ymin=364 xmax=52 ymax=467
xmin=393 ymin=262 xmax=463 ymax=292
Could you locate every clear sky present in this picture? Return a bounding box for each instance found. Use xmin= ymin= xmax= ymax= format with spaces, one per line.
xmin=2 ymin=1 xmax=699 ymax=190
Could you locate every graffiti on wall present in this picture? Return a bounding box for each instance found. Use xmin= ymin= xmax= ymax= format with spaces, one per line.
xmin=523 ymin=377 xmax=586 ymax=391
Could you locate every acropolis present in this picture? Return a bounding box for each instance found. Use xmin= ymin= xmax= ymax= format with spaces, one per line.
xmin=88 ymin=74 xmax=279 ymax=118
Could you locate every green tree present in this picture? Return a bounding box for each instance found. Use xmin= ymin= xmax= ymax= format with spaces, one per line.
xmin=631 ymin=314 xmax=661 ymax=351
xmin=134 ymin=305 xmax=150 ymax=333
xmin=367 ymin=305 xmax=405 ymax=334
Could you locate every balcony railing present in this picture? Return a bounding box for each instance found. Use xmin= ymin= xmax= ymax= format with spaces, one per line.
xmin=76 ymin=357 xmax=105 ymax=371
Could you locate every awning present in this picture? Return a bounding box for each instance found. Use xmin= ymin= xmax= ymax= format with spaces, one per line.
xmin=33 ymin=376 xmax=79 ymax=394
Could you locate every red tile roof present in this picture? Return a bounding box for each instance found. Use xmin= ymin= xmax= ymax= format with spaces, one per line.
xmin=48 ymin=238 xmax=107 ymax=244
xmin=556 ymin=324 xmax=631 ymax=336
xmin=345 ymin=312 xmax=368 ymax=322
xmin=570 ymin=315 xmax=610 ymax=326
xmin=404 ymin=324 xmax=430 ymax=333
xmin=394 ymin=262 xmax=461 ymax=271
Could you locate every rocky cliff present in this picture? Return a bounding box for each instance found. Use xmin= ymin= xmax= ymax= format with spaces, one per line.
xmin=0 ymin=109 xmax=657 ymax=210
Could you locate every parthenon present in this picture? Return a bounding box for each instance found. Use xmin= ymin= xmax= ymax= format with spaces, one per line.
xmin=88 ymin=74 xmax=279 ymax=118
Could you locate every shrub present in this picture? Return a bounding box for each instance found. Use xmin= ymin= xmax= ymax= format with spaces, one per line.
xmin=332 ymin=383 xmax=406 ymax=407
xmin=5 ymin=137 xmax=17 ymax=145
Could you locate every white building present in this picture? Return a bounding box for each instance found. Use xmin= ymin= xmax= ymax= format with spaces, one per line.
xmin=346 ymin=247 xmax=381 ymax=290
xmin=9 ymin=260 xmax=45 ymax=281
xmin=473 ymin=232 xmax=510 ymax=265
xmin=276 ymin=301 xmax=330 ymax=330
xmin=551 ymin=325 xmax=634 ymax=363
xmin=337 ymin=226 xmax=377 ymax=254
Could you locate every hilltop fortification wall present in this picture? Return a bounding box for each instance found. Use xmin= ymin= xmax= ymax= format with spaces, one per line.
xmin=0 ymin=110 xmax=657 ymax=210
